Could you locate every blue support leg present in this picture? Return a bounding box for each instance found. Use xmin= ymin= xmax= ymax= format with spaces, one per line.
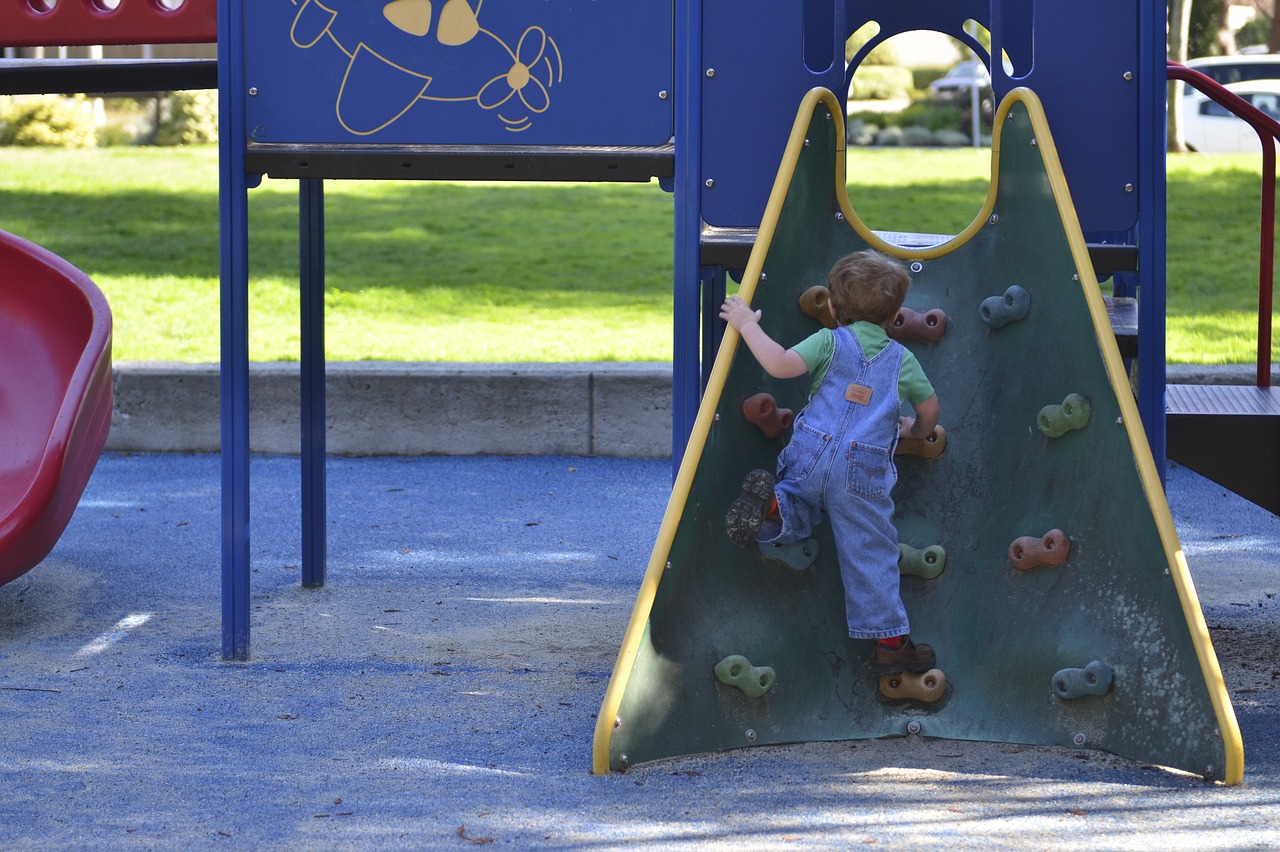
xmin=671 ymin=0 xmax=704 ymax=474
xmin=218 ymin=0 xmax=251 ymax=661
xmin=1136 ymin=0 xmax=1168 ymax=481
xmin=300 ymin=179 xmax=327 ymax=588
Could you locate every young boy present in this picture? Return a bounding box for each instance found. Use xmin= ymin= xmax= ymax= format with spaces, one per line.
xmin=720 ymin=250 xmax=940 ymax=675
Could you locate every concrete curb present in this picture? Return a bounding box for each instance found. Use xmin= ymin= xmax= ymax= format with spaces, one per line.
xmin=106 ymin=361 xmax=1270 ymax=458
xmin=108 ymin=361 xmax=674 ymax=458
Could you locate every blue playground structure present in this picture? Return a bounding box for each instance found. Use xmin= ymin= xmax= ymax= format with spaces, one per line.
xmin=217 ymin=1 xmax=1173 ymax=660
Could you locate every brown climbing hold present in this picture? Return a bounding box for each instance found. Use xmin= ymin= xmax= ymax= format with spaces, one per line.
xmin=895 ymin=424 xmax=947 ymax=459
xmin=889 ymin=307 xmax=949 ymax=343
xmin=799 ymin=285 xmax=837 ymax=329
xmin=1008 ymin=529 xmax=1071 ymax=571
xmin=879 ymin=668 xmax=947 ymax=703
xmin=743 ymin=393 xmax=794 ymax=438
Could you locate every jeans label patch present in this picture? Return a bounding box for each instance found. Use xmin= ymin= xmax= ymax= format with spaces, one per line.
xmin=845 ymin=383 xmax=873 ymax=405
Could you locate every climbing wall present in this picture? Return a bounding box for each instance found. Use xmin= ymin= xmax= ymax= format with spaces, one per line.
xmin=593 ymin=89 xmax=1243 ymax=783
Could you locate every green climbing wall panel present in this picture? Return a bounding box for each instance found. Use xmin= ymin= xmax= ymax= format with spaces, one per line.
xmin=594 ymin=89 xmax=1242 ymax=783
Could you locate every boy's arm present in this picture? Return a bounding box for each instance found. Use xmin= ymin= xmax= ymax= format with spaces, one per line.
xmin=720 ymin=296 xmax=809 ymax=379
xmin=899 ymin=393 xmax=940 ymax=440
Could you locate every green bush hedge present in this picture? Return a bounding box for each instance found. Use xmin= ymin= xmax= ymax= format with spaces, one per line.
xmin=152 ymin=91 xmax=218 ymax=146
xmin=0 ymin=95 xmax=97 ymax=148
xmin=849 ymin=66 xmax=914 ymax=101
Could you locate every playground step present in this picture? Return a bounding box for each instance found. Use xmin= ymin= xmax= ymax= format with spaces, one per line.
xmin=700 ymin=226 xmax=1139 ymax=355
xmin=1167 ymin=384 xmax=1280 ymax=515
xmin=245 ymin=142 xmax=675 ymax=183
xmin=0 ymin=58 xmax=216 ymax=95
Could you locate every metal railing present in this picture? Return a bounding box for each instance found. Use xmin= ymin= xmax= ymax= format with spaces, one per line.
xmin=1167 ymin=60 xmax=1280 ymax=388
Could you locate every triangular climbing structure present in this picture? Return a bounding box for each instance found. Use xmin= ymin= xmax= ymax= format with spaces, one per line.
xmin=593 ymin=89 xmax=1243 ymax=784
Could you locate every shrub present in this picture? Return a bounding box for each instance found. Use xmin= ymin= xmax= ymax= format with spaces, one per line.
xmin=850 ymin=66 xmax=914 ymax=101
xmin=97 ymin=124 xmax=140 ymax=147
xmin=912 ymin=66 xmax=952 ymax=92
xmin=900 ymin=126 xmax=935 ymax=147
xmin=897 ymin=101 xmax=964 ymax=133
xmin=874 ymin=126 xmax=904 ymax=146
xmin=152 ymin=90 xmax=218 ymax=146
xmin=845 ymin=118 xmax=879 ymax=146
xmin=934 ymin=129 xmax=973 ymax=147
xmin=0 ymin=95 xmax=97 ymax=148
xmin=1236 ymin=16 xmax=1270 ymax=49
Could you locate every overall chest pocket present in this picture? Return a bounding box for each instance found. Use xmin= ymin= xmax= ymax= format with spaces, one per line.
xmin=846 ymin=441 xmax=895 ymax=498
xmin=777 ymin=420 xmax=829 ymax=481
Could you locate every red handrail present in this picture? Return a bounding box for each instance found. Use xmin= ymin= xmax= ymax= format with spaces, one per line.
xmin=1168 ymin=60 xmax=1278 ymax=388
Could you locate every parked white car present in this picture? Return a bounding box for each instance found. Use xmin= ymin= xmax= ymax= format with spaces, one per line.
xmin=1182 ymin=79 xmax=1280 ymax=153
xmin=1184 ymin=54 xmax=1280 ymax=90
xmin=928 ymin=60 xmax=990 ymax=100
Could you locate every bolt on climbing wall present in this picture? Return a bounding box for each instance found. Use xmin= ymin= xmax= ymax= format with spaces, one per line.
xmin=593 ymin=89 xmax=1242 ymax=783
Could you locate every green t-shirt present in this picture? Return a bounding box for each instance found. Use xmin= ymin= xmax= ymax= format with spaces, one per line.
xmin=791 ymin=322 xmax=935 ymax=405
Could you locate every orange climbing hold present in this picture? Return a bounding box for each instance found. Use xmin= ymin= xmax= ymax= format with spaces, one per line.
xmin=1008 ymin=529 xmax=1071 ymax=571
xmin=743 ymin=393 xmax=795 ymax=438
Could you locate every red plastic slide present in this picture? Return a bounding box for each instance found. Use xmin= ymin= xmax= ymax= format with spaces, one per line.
xmin=0 ymin=229 xmax=112 ymax=585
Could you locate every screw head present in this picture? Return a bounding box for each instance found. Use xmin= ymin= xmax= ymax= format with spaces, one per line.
xmin=907 ymin=720 xmax=922 ymax=735
xmin=745 ymin=728 xmax=757 ymax=742
xmin=1124 ymin=71 xmax=1134 ymax=81
xmin=248 ymin=87 xmax=259 ymax=96
xmin=989 ymin=213 xmax=1000 ymax=225
xmin=705 ymin=178 xmax=715 ymax=189
xmin=705 ymin=68 xmax=716 ymax=78
xmin=910 ymin=261 xmax=924 ymax=273
xmin=658 ymin=90 xmax=669 ymax=100
xmin=1124 ymin=183 xmax=1135 ymax=193
xmin=835 ymin=212 xmax=845 ymax=222
xmin=1073 ymin=733 xmax=1087 ymax=746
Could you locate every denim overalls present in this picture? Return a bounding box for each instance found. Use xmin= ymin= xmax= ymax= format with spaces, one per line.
xmin=764 ymin=325 xmax=910 ymax=640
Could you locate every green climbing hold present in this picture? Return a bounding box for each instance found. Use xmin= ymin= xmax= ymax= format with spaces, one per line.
xmin=1037 ymin=393 xmax=1091 ymax=438
xmin=898 ymin=543 xmax=946 ymax=579
xmin=758 ymin=537 xmax=820 ymax=570
xmin=714 ymin=655 xmax=776 ymax=698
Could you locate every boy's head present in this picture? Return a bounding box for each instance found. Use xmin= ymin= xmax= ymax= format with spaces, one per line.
xmin=826 ymin=250 xmax=910 ymax=326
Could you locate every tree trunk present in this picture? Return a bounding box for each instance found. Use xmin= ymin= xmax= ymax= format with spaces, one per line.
xmin=1169 ymin=0 xmax=1193 ymax=152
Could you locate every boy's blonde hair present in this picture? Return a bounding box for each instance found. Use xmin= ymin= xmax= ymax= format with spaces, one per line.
xmin=826 ymin=250 xmax=910 ymax=326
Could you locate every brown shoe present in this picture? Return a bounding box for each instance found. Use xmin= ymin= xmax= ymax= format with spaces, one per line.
xmin=725 ymin=469 xmax=777 ymax=547
xmin=870 ymin=637 xmax=936 ymax=675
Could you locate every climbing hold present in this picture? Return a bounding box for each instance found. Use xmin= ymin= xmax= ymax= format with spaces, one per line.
xmin=714 ymin=655 xmax=776 ymax=698
xmin=879 ymin=668 xmax=947 ymax=703
xmin=1052 ymin=660 xmax=1114 ymax=700
xmin=758 ymin=537 xmax=820 ymax=571
xmin=898 ymin=543 xmax=946 ymax=580
xmin=743 ymin=393 xmax=795 ymax=439
xmin=889 ymin=307 xmax=949 ymax=343
xmin=799 ymin=285 xmax=837 ymax=329
xmin=1008 ymin=529 xmax=1071 ymax=571
xmin=980 ymin=285 xmax=1032 ymax=329
xmin=896 ymin=425 xmax=947 ymax=459
xmin=1038 ymin=393 xmax=1091 ymax=438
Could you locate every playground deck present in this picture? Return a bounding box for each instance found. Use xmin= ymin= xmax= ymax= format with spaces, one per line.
xmin=0 ymin=453 xmax=1276 ymax=848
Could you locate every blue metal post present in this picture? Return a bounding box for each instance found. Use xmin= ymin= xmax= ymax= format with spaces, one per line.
xmin=1136 ymin=0 xmax=1167 ymax=476
xmin=218 ymin=0 xmax=252 ymax=661
xmin=672 ymin=0 xmax=704 ymax=471
xmin=300 ymin=179 xmax=327 ymax=587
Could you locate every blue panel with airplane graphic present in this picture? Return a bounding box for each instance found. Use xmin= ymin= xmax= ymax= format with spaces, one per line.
xmin=244 ymin=0 xmax=673 ymax=146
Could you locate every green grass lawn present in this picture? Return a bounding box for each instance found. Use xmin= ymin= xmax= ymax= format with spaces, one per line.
xmin=0 ymin=146 xmax=1273 ymax=364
